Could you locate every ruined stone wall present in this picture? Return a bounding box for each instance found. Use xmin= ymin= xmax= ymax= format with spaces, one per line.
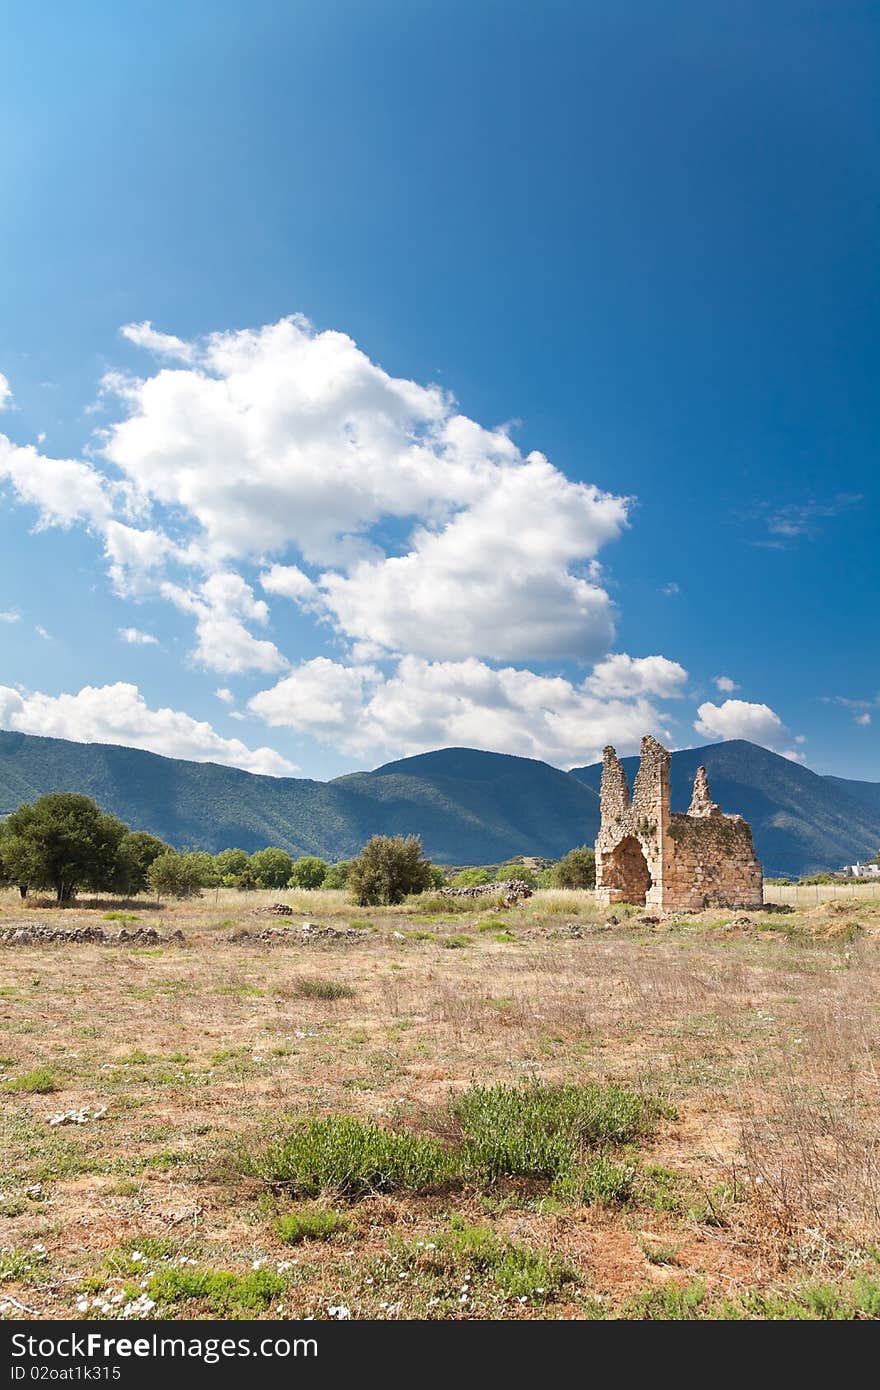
xmin=663 ymin=812 xmax=763 ymax=910
xmin=595 ymin=736 xmax=763 ymax=911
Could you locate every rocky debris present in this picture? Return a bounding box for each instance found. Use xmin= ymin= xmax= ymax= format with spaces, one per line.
xmin=637 ymin=914 xmax=661 ymax=926
xmin=225 ymin=923 xmax=369 ymax=944
xmin=441 ymin=879 xmax=534 ymax=906
xmin=267 ymin=902 xmax=294 ymax=916
xmin=0 ymin=925 xmax=185 ymax=947
xmin=48 ymin=1105 xmax=107 ymax=1127
xmin=605 ymin=915 xmax=619 ymax=925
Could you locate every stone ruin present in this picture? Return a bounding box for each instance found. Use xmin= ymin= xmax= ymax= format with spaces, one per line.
xmin=595 ymin=735 xmax=763 ymax=911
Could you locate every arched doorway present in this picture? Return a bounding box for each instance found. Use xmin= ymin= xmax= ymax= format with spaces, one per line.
xmin=605 ymin=835 xmax=652 ymax=906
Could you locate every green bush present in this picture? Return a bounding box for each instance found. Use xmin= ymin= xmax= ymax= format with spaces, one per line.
xmin=147 ymin=850 xmax=209 ymax=899
xmin=551 ymin=845 xmax=596 ymax=889
xmin=348 ymin=835 xmax=434 ymax=906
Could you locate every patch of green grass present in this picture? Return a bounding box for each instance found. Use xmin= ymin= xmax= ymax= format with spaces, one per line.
xmin=477 ymin=919 xmax=508 ymax=932
xmin=275 ymin=1205 xmax=350 ymax=1244
xmin=243 ymin=1116 xmax=456 ymax=1197
xmin=3 ymin=1067 xmax=58 ymax=1095
xmin=553 ymin=1152 xmax=636 ymax=1205
xmin=144 ymin=1266 xmax=290 ymax=1317
xmin=432 ymin=1220 xmax=576 ymax=1301
xmin=442 ymin=934 xmax=472 ymax=949
xmin=624 ymin=1281 xmax=708 ymax=1320
xmin=450 ymin=1079 xmax=669 ymax=1184
xmin=106 ymin=1236 xmax=181 ymax=1275
xmin=216 ymin=983 xmax=265 ymax=997
xmin=242 ymin=1079 xmax=668 ymax=1206
xmin=0 ymin=1248 xmax=34 ymax=1280
xmin=293 ymin=978 xmax=355 ymax=1001
xmin=102 ymin=911 xmax=138 ymax=923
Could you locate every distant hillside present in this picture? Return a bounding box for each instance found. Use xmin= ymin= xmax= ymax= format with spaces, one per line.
xmin=0 ymin=729 xmax=877 ymax=874
xmin=570 ymin=740 xmax=880 ymax=876
xmin=0 ymin=732 xmax=599 ymax=864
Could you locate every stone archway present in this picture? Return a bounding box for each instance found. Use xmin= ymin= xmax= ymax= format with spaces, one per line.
xmin=604 ymin=835 xmax=652 ymax=906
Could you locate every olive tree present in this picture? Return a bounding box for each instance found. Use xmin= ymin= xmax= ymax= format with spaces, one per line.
xmin=348 ymin=835 xmax=434 ymax=906
xmin=0 ymin=793 xmax=127 ymax=902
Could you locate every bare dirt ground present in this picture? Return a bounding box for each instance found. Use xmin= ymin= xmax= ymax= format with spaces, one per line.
xmin=1 ymin=886 xmax=878 ymax=1320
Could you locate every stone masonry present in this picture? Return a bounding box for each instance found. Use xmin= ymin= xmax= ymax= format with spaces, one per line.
xmin=595 ymin=735 xmax=763 ymax=911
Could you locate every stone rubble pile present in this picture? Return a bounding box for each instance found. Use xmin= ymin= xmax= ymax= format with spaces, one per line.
xmin=226 ymin=922 xmax=368 ymax=944
xmin=0 ymin=925 xmax=185 ymax=946
xmin=441 ymin=879 xmax=534 ymax=905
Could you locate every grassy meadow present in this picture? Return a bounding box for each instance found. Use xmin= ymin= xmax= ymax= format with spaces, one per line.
xmin=1 ymin=884 xmax=879 ymax=1321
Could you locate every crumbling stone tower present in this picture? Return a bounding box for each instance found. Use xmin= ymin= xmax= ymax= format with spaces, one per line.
xmin=595 ymin=735 xmax=763 ymax=911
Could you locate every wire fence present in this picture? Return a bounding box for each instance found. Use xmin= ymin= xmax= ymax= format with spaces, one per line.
xmin=763 ymin=881 xmax=880 ymax=906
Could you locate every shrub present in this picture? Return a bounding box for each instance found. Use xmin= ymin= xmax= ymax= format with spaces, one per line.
xmin=348 ymin=835 xmax=434 ymax=906
xmin=243 ymin=1116 xmax=456 ymax=1197
xmin=288 ymin=856 xmax=328 ymax=890
xmin=147 ymin=851 xmax=208 ymax=899
xmin=551 ymin=846 xmax=596 ymax=889
xmin=275 ymin=1206 xmax=349 ymax=1244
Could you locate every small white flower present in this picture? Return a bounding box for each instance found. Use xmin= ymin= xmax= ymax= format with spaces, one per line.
xmin=252 ymin=1258 xmax=265 ymax=1270
xmin=327 ymin=1305 xmax=351 ymax=1320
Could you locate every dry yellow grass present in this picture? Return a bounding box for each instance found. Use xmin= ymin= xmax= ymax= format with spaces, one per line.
xmin=1 ymin=886 xmax=878 ymax=1320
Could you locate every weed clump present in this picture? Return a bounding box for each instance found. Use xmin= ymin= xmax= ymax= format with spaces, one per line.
xmin=275 ymin=1205 xmax=350 ymax=1244
xmin=244 ymin=1115 xmax=456 ymax=1197
xmin=293 ymin=978 xmax=355 ymax=1001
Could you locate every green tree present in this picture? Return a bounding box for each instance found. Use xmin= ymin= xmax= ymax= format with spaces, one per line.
xmin=323 ymin=860 xmax=351 ymax=889
xmin=551 ymin=846 xmax=596 ymax=889
xmin=288 ymin=855 xmax=328 ymax=889
xmin=113 ymin=831 xmax=172 ymax=896
xmin=452 ymin=866 xmax=496 ymax=887
xmin=0 ymin=793 xmax=128 ymax=902
xmin=496 ymin=860 xmax=539 ymax=888
xmin=348 ymin=835 xmax=434 ymax=906
xmin=213 ymin=848 xmax=252 ymax=883
xmin=147 ymin=850 xmax=208 ymax=900
xmin=251 ymin=847 xmax=294 ymax=888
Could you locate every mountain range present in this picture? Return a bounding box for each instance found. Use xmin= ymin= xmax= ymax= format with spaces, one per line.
xmin=0 ymin=729 xmax=877 ymax=876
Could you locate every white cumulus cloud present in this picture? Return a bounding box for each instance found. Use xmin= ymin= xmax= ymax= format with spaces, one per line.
xmin=0 ymin=682 xmax=296 ymax=775
xmin=694 ymin=698 xmax=787 ymax=747
xmin=0 ymin=374 xmax=12 ymax=411
xmin=250 ymin=655 xmax=672 ymax=767
xmin=713 ymin=675 xmax=739 ymax=693
xmin=584 ymin=653 xmax=688 ymax=700
xmin=118 ymin=627 xmax=159 ymax=645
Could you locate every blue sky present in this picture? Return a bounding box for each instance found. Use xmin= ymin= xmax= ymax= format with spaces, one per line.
xmin=0 ymin=0 xmax=877 ymax=780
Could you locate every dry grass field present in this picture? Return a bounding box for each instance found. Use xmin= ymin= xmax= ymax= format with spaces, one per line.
xmin=2 ymin=885 xmax=879 ymax=1320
